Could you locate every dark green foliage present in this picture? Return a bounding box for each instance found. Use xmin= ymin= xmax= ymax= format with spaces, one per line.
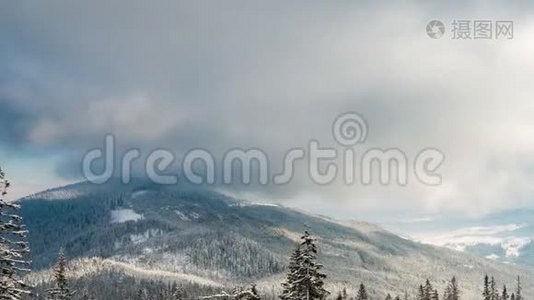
xmin=515 ymin=276 xmax=522 ymax=300
xmin=356 ymin=283 xmax=368 ymax=300
xmin=417 ymin=280 xmax=439 ymax=300
xmin=443 ymin=276 xmax=459 ymax=300
xmin=502 ymin=285 xmax=509 ymax=300
xmin=483 ymin=275 xmax=490 ymax=300
xmin=47 ymin=251 xmax=75 ymax=300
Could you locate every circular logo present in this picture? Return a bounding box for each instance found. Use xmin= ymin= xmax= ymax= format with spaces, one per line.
xmin=332 ymin=112 xmax=368 ymax=146
xmin=426 ymin=20 xmax=445 ymax=39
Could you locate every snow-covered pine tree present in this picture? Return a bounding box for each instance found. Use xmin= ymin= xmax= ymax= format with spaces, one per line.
xmin=172 ymin=285 xmax=185 ymax=300
xmin=443 ymin=276 xmax=459 ymax=300
xmin=515 ymin=276 xmax=522 ymax=300
xmin=242 ymin=284 xmax=261 ymax=300
xmin=490 ymin=276 xmax=498 ymax=300
xmin=136 ymin=288 xmax=146 ymax=300
xmin=431 ymin=289 xmax=439 ymax=300
xmin=482 ymin=275 xmax=490 ymax=300
xmin=502 ymin=285 xmax=509 ymax=300
xmin=0 ymin=167 xmax=31 ymax=299
xmin=286 ymin=231 xmax=328 ymax=300
xmin=417 ymin=285 xmax=425 ymax=300
xmin=423 ymin=279 xmax=434 ymax=300
xmin=47 ymin=250 xmax=75 ymax=300
xmin=280 ymin=246 xmax=301 ymax=299
xmin=385 ymin=293 xmax=392 ymax=300
xmin=443 ymin=285 xmax=451 ymax=300
xmin=356 ymin=283 xmax=368 ymax=300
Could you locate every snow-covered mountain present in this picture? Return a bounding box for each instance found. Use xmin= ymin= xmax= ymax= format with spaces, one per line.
xmin=17 ymin=180 xmax=534 ymax=298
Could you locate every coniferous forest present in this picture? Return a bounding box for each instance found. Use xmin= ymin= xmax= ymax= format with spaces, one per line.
xmin=0 ymin=168 xmax=529 ymax=299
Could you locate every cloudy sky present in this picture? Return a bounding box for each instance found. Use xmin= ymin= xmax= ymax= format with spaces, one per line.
xmin=1 ymin=1 xmax=534 ymax=222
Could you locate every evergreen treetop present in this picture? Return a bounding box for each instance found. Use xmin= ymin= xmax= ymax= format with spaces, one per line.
xmin=0 ymin=167 xmax=31 ymax=300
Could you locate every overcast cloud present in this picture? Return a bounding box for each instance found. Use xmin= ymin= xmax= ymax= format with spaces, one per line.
xmin=1 ymin=1 xmax=534 ymax=220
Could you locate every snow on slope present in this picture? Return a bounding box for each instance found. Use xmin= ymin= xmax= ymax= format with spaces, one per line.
xmin=110 ymin=209 xmax=144 ymax=223
xmin=24 ymin=257 xmax=223 ymax=287
xmin=25 ymin=187 xmax=85 ymax=201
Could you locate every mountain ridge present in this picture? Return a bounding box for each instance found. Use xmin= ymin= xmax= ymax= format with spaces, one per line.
xmin=17 ymin=180 xmax=534 ymax=298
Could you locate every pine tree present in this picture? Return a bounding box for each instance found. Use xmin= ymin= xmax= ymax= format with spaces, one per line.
xmin=511 ymin=293 xmax=515 ymax=300
xmin=335 ymin=288 xmax=347 ymax=300
xmin=417 ymin=285 xmax=425 ymax=300
xmin=136 ymin=289 xmax=146 ymax=300
xmin=423 ymin=279 xmax=434 ymax=300
xmin=443 ymin=285 xmax=451 ymax=300
xmin=295 ymin=231 xmax=329 ymax=300
xmin=483 ymin=275 xmax=491 ymax=300
xmin=385 ymin=293 xmax=392 ymax=300
xmin=515 ymin=276 xmax=522 ymax=300
xmin=247 ymin=285 xmax=261 ymax=300
xmin=0 ymin=167 xmax=31 ymax=299
xmin=47 ymin=250 xmax=75 ymax=300
xmin=356 ymin=283 xmax=368 ymax=300
xmin=172 ymin=285 xmax=184 ymax=300
xmin=416 ymin=279 xmax=440 ymax=300
xmin=443 ymin=276 xmax=459 ymax=300
xmin=490 ymin=276 xmax=498 ymax=300
xmin=280 ymin=231 xmax=328 ymax=300
xmin=280 ymin=246 xmax=301 ymax=300
xmin=431 ymin=289 xmax=439 ymax=300
xmin=502 ymin=285 xmax=509 ymax=300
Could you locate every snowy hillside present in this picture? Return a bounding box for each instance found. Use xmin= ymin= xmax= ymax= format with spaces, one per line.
xmin=17 ymin=180 xmax=534 ymax=299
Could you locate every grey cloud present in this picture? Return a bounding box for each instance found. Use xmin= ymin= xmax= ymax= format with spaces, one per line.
xmin=1 ymin=1 xmax=534 ymax=217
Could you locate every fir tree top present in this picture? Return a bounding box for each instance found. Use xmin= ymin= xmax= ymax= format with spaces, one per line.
xmin=0 ymin=167 xmax=31 ymax=299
